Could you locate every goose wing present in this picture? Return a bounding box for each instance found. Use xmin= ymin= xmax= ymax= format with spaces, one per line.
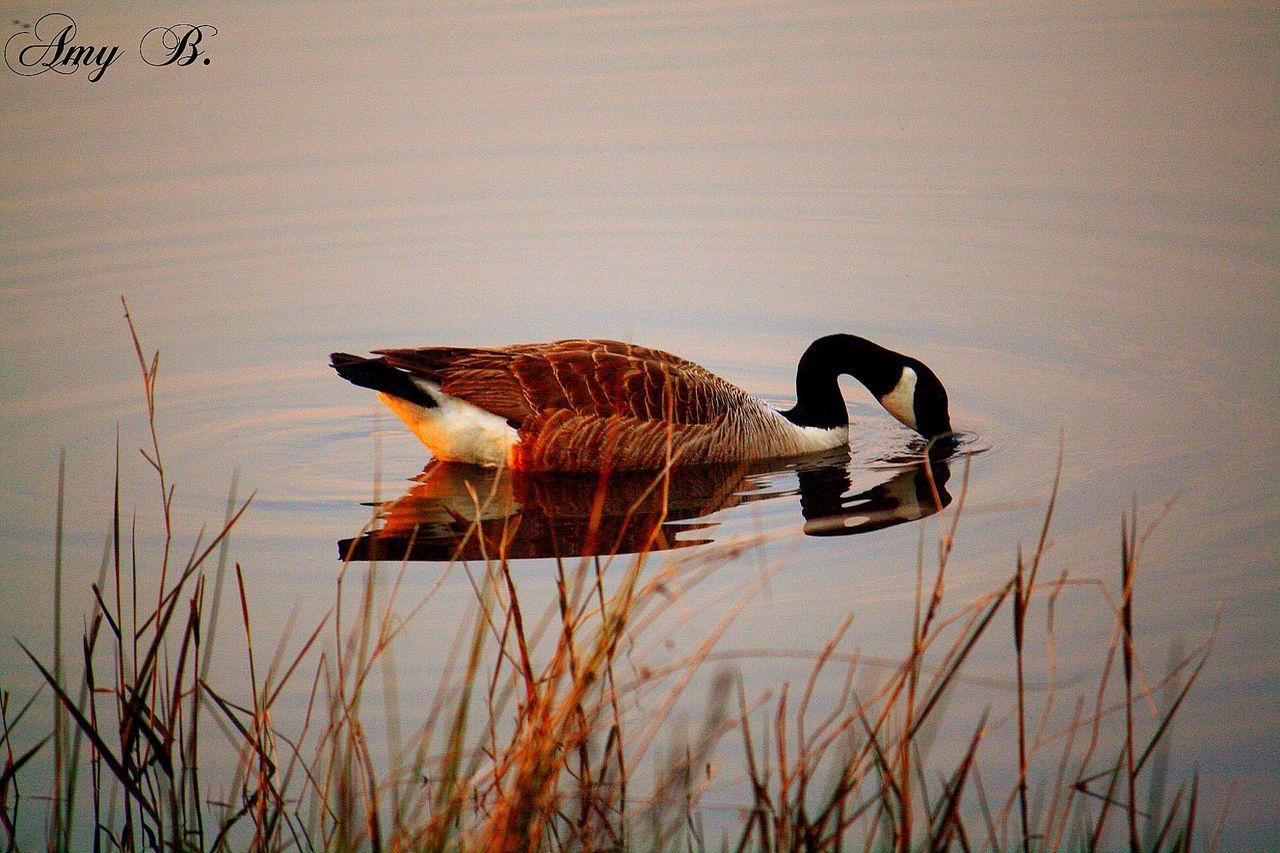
xmin=373 ymin=339 xmax=750 ymax=427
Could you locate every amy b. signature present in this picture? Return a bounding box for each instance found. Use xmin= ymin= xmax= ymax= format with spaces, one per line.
xmin=6 ymin=13 xmax=217 ymax=82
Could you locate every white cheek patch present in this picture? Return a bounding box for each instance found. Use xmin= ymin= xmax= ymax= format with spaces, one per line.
xmin=879 ymin=366 xmax=918 ymax=431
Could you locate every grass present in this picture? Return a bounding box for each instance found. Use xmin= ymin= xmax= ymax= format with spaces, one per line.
xmin=0 ymin=303 xmax=1223 ymax=851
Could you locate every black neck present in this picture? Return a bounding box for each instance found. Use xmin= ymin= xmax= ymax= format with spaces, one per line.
xmin=780 ymin=334 xmax=907 ymax=429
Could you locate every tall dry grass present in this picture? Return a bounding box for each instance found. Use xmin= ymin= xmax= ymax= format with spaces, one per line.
xmin=0 ymin=304 xmax=1221 ymax=851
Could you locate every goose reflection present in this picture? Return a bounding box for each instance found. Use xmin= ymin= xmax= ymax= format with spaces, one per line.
xmin=338 ymin=448 xmax=953 ymax=562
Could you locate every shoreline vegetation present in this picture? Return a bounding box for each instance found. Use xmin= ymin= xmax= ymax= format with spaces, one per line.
xmin=0 ymin=304 xmax=1222 ymax=851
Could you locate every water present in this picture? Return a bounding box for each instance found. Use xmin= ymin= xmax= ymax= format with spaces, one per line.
xmin=2 ymin=2 xmax=1276 ymax=846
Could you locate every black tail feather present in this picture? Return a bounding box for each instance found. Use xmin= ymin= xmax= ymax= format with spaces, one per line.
xmin=329 ymin=353 xmax=437 ymax=408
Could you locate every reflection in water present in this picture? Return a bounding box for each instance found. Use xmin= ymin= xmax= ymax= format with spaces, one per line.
xmin=798 ymin=454 xmax=951 ymax=537
xmin=338 ymin=447 xmax=954 ymax=562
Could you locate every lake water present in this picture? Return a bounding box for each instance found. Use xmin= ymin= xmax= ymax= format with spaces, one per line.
xmin=2 ymin=2 xmax=1276 ymax=847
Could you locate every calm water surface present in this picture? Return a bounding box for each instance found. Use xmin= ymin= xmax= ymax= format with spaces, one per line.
xmin=2 ymin=2 xmax=1277 ymax=846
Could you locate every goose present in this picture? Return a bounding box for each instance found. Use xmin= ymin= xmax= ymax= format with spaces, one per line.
xmin=330 ymin=334 xmax=951 ymax=472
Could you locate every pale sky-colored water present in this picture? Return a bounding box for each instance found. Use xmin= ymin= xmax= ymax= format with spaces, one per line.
xmin=2 ymin=2 xmax=1277 ymax=846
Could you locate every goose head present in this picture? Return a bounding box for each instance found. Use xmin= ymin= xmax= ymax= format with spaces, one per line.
xmin=876 ymin=355 xmax=952 ymax=440
xmin=786 ymin=334 xmax=953 ymax=441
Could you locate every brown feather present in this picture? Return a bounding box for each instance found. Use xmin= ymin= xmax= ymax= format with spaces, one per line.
xmin=370 ymin=339 xmax=834 ymax=471
xmin=374 ymin=340 xmax=748 ymax=426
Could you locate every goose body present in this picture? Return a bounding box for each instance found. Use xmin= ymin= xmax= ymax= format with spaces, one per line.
xmin=330 ymin=335 xmax=951 ymax=472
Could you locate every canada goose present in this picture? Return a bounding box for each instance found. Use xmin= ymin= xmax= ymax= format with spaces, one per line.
xmin=330 ymin=334 xmax=951 ymax=472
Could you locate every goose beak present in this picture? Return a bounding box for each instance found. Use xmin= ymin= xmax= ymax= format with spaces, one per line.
xmin=915 ymin=396 xmax=952 ymax=440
